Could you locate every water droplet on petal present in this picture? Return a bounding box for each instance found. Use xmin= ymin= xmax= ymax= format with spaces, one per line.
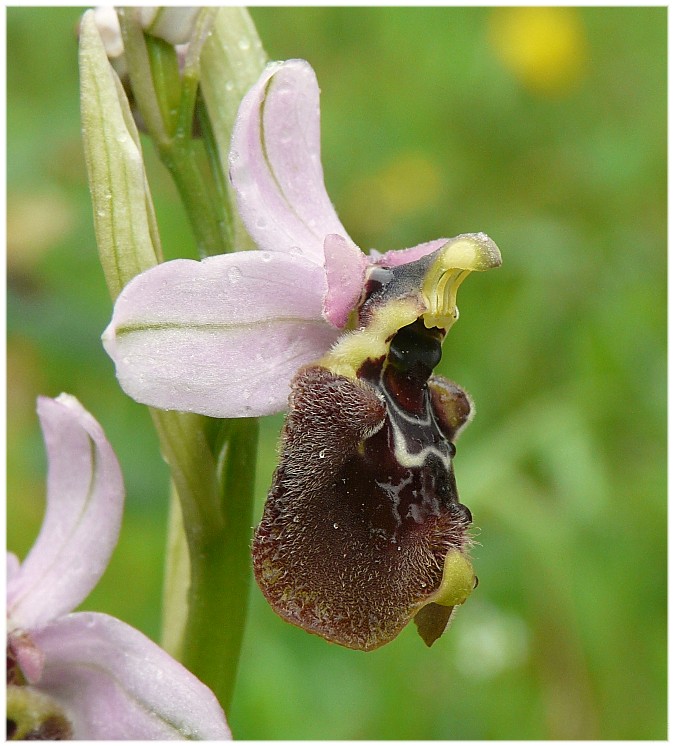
xmin=228 ymin=266 xmax=242 ymax=284
xmin=333 ymin=523 xmax=339 ymax=529
xmin=290 ymin=245 xmax=303 ymax=257
xmin=261 ymin=251 xmax=272 ymax=262
xmin=238 ymin=37 xmax=250 ymax=51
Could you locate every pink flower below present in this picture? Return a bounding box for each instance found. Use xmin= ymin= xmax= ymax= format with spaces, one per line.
xmin=7 ymin=395 xmax=230 ymax=740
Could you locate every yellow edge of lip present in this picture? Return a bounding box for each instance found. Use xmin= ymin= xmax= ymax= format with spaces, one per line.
xmin=320 ymin=297 xmax=421 ymax=379
xmin=427 ymin=548 xmax=475 ymax=608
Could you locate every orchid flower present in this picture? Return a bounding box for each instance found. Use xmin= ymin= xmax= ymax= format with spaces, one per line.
xmin=102 ymin=58 xmax=501 ymax=650
xmin=7 ymin=394 xmax=230 ymax=740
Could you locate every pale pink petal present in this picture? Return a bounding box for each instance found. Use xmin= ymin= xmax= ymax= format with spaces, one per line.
xmin=103 ymin=251 xmax=341 ymax=418
xmin=31 ymin=612 xmax=230 ymax=740
xmin=323 ymin=233 xmax=367 ymax=328
xmin=230 ymin=59 xmax=351 ymax=264
xmin=7 ymin=552 xmax=20 ymax=584
xmin=368 ymin=238 xmax=451 ymax=268
xmin=7 ymin=396 xmax=124 ymax=630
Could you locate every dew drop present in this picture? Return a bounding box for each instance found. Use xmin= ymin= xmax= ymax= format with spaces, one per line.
xmin=318 ymin=448 xmax=326 ymax=459
xmin=224 ymin=80 xmax=235 ymax=92
xmin=333 ymin=522 xmax=339 ymax=529
xmin=261 ymin=252 xmax=272 ymax=262
xmin=228 ymin=266 xmax=242 ymax=284
xmin=238 ymin=37 xmax=250 ymax=51
xmin=242 ymin=388 xmax=251 ymax=400
xmin=289 ymin=245 xmax=303 ymax=257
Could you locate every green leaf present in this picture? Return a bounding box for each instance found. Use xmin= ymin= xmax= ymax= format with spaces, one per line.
xmin=79 ymin=10 xmax=162 ymax=300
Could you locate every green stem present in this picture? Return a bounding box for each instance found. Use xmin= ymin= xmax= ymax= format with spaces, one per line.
xmin=158 ymin=141 xmax=228 ymax=258
xmin=196 ymin=93 xmax=235 ymax=252
xmin=149 ymin=410 xmax=225 ymax=537
xmin=119 ymin=7 xmax=231 ymax=258
xmin=152 ymin=411 xmax=258 ymax=712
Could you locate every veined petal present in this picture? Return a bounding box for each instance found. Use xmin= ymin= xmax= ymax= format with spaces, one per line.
xmin=7 ymin=396 xmax=124 ymax=631
xmin=323 ymin=234 xmax=367 ymax=328
xmin=230 ymin=59 xmax=350 ymax=264
xmin=30 ymin=612 xmax=230 ymax=740
xmin=103 ymin=251 xmax=341 ymax=418
xmin=368 ymin=238 xmax=450 ymax=268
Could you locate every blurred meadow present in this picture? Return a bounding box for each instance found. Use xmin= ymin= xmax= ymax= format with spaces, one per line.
xmin=7 ymin=6 xmax=666 ymax=740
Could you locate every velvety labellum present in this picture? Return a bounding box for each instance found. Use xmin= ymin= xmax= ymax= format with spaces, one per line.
xmin=253 ymin=314 xmax=475 ymax=651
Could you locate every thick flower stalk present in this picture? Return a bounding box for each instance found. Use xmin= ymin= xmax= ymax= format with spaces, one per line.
xmin=103 ymin=58 xmax=501 ymax=649
xmin=7 ymin=395 xmax=230 ymax=740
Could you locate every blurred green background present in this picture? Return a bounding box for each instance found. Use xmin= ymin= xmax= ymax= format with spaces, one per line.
xmin=7 ymin=6 xmax=666 ymax=740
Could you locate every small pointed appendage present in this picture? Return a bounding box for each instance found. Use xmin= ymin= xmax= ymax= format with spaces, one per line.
xmin=414 ymin=546 xmax=476 ymax=646
xmin=414 ymin=604 xmax=456 ymax=647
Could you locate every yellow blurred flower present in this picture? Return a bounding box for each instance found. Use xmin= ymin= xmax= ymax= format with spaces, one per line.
xmin=489 ymin=7 xmax=587 ymax=96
